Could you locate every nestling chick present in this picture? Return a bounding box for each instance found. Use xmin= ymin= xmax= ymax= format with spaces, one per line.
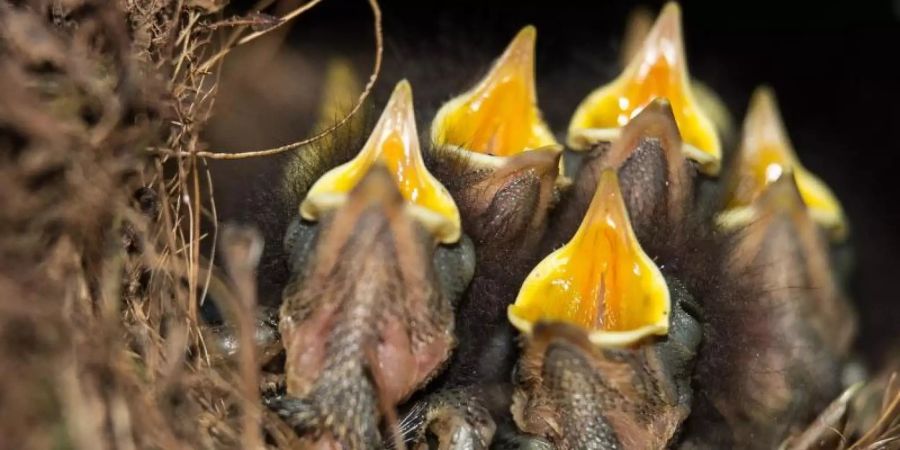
xmin=509 ymin=170 xmax=701 ymax=448
xmin=267 ymin=81 xmax=474 ymax=449
xmin=681 ymin=89 xmax=854 ymax=447
xmin=428 ymin=26 xmax=562 ymax=270
xmin=421 ymin=26 xmax=562 ymax=405
xmin=692 ymin=173 xmax=855 ymax=448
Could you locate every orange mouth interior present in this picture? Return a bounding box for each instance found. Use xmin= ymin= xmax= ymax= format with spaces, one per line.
xmin=301 ymin=80 xmax=461 ymax=244
xmin=509 ymin=170 xmax=670 ymax=347
xmin=568 ymin=2 xmax=720 ymax=174
xmin=719 ymin=87 xmax=846 ymax=240
xmin=432 ymin=26 xmax=558 ymax=158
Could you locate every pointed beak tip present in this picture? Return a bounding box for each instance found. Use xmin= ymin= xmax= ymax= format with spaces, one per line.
xmin=502 ymin=26 xmax=537 ymax=70
xmin=517 ymin=24 xmax=537 ymax=41
xmin=387 ymin=79 xmax=415 ymax=111
xmin=647 ymin=97 xmax=674 ymax=115
xmin=753 ymin=85 xmax=776 ymax=101
xmin=658 ymin=2 xmax=683 ymax=32
xmin=624 ymin=99 xmax=680 ymax=136
xmin=394 ymin=79 xmax=412 ymax=95
xmin=749 ymin=86 xmax=779 ymax=117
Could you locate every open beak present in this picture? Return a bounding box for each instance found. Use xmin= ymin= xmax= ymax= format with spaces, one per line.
xmin=718 ymin=87 xmax=847 ymax=241
xmin=301 ymin=80 xmax=461 ymax=244
xmin=727 ymin=172 xmax=855 ymax=356
xmin=712 ymin=173 xmax=856 ymax=437
xmin=620 ymin=7 xmax=735 ymax=142
xmin=431 ymin=26 xmax=562 ymax=172
xmin=508 ymin=170 xmax=670 ymax=347
xmin=568 ymin=2 xmax=721 ymax=175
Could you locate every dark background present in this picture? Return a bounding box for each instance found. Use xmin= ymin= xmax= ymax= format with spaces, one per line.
xmin=214 ymin=0 xmax=900 ymax=364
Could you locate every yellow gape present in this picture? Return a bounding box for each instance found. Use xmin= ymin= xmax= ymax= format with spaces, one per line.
xmin=431 ymin=26 xmax=559 ymax=159
xmin=568 ymin=2 xmax=721 ymax=175
xmin=301 ymin=80 xmax=462 ymax=244
xmin=718 ymin=87 xmax=847 ymax=241
xmin=509 ymin=170 xmax=670 ymax=347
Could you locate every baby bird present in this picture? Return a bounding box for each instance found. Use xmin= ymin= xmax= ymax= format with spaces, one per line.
xmin=410 ymin=26 xmax=563 ymax=437
xmin=267 ymin=81 xmax=475 ymax=449
xmin=509 ymin=169 xmax=701 ymax=449
xmin=682 ymin=88 xmax=854 ymax=448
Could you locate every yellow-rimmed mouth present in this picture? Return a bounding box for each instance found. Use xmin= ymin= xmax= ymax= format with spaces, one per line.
xmin=718 ymin=87 xmax=847 ymax=241
xmin=508 ymin=170 xmax=670 ymax=348
xmin=301 ymin=80 xmax=462 ymax=244
xmin=567 ymin=2 xmax=721 ymax=175
xmin=431 ymin=26 xmax=562 ymax=170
